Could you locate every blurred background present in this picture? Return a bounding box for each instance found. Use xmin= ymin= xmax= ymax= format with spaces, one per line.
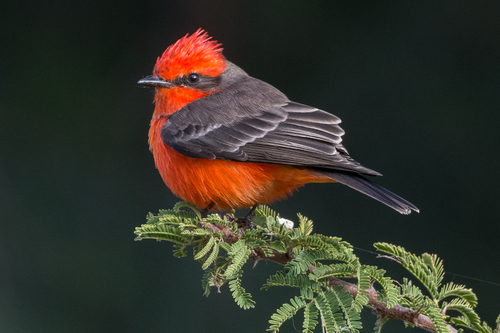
xmin=1 ymin=1 xmax=499 ymax=332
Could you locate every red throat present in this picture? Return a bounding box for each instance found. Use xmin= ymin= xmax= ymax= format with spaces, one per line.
xmin=152 ymin=87 xmax=209 ymax=118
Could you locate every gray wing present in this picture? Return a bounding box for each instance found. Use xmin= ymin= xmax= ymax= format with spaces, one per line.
xmin=161 ymin=76 xmax=381 ymax=176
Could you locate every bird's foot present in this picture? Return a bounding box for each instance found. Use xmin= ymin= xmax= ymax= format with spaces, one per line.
xmin=236 ymin=204 xmax=258 ymax=229
xmin=200 ymin=202 xmax=215 ymax=219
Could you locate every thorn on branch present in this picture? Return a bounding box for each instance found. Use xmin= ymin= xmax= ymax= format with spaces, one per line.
xmin=252 ymin=256 xmax=261 ymax=269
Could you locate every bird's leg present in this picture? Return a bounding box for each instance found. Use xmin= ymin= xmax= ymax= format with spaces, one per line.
xmin=239 ymin=204 xmax=258 ymax=229
xmin=200 ymin=202 xmax=215 ymax=218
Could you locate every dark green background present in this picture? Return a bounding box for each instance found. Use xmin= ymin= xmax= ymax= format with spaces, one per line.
xmin=2 ymin=1 xmax=499 ymax=332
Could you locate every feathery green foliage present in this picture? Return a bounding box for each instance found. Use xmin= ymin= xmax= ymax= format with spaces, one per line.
xmin=268 ymin=296 xmax=307 ymax=332
xmin=135 ymin=202 xmax=498 ymax=333
xmin=303 ymin=301 xmax=320 ymax=333
xmin=374 ymin=242 xmax=490 ymax=333
xmin=228 ymin=270 xmax=255 ymax=309
xmin=362 ymin=265 xmax=399 ymax=308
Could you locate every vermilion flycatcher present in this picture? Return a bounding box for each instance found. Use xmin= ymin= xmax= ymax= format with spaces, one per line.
xmin=139 ymin=29 xmax=418 ymax=215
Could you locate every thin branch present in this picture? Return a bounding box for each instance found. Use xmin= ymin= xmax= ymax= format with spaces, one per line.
xmin=308 ymin=266 xmax=457 ymax=333
xmin=201 ymin=221 xmax=457 ymax=333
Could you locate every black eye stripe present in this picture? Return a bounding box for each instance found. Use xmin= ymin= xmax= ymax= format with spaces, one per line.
xmin=171 ymin=74 xmax=222 ymax=91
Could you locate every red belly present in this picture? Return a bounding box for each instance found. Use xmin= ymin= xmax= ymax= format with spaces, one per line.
xmin=149 ymin=118 xmax=331 ymax=210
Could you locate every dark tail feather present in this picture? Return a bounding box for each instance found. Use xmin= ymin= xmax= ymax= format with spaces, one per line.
xmin=322 ymin=171 xmax=419 ymax=215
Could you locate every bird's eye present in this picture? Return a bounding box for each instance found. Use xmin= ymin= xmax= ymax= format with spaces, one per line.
xmin=187 ymin=73 xmax=200 ymax=83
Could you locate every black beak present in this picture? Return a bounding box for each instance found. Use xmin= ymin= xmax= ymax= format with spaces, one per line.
xmin=137 ymin=75 xmax=172 ymax=88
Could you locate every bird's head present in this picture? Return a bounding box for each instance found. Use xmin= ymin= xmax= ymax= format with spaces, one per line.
xmin=138 ymin=29 xmax=226 ymax=92
xmin=139 ymin=30 xmax=249 ymax=117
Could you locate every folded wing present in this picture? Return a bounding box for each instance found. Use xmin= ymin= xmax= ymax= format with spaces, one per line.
xmin=161 ymin=76 xmax=380 ymax=176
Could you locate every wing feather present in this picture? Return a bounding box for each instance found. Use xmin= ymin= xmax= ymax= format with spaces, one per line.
xmin=161 ymin=76 xmax=381 ymax=176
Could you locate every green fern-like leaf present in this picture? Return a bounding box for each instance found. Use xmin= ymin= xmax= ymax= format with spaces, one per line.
xmin=450 ymin=315 xmax=471 ymax=329
xmin=363 ymin=265 xmax=398 ymax=308
xmin=422 ymin=253 xmax=445 ymax=288
xmin=218 ymin=241 xmax=231 ymax=252
xmin=146 ymin=209 xmax=198 ymax=224
xmin=331 ymin=251 xmax=361 ymax=269
xmin=352 ymin=269 xmax=370 ymax=312
xmin=172 ymin=243 xmax=188 ymax=257
xmin=289 ymin=228 xmax=303 ymax=241
xmin=331 ymin=286 xmax=360 ymax=332
xmin=201 ymin=242 xmax=219 ymax=270
xmin=224 ymin=240 xmax=251 ymax=278
xmin=300 ymin=287 xmax=315 ymax=300
xmin=186 ymin=228 xmax=213 ymax=236
xmin=268 ymin=296 xmax=307 ymax=332
xmin=228 ymin=271 xmax=255 ymax=310
xmin=194 ymin=236 xmax=216 ymax=260
xmin=298 ymin=213 xmax=314 ymax=236
xmin=202 ymin=213 xmax=224 ymax=223
xmin=146 ymin=210 xmax=200 ymax=229
xmin=303 ymin=301 xmax=319 ymax=333
xmin=145 ymin=211 xmax=165 ymax=224
xmin=201 ymin=267 xmax=216 ymax=297
xmin=135 ymin=223 xmax=188 ymax=244
xmin=447 ymin=300 xmax=484 ymax=333
xmin=438 ymin=282 xmax=478 ymax=307
xmin=268 ymin=240 xmax=287 ymax=253
xmin=315 ymin=288 xmax=343 ymax=333
xmin=398 ymin=278 xmax=425 ymax=309
xmin=300 ymin=235 xmax=347 ymax=255
xmin=373 ymin=242 xmax=405 ymax=258
xmin=406 ymin=258 xmax=439 ymax=299
xmin=257 ymin=205 xmax=279 ymax=219
xmin=309 ymin=264 xmax=355 ymax=280
xmin=421 ymin=303 xmax=449 ymax=333
xmin=173 ymin=201 xmax=202 ymax=220
xmin=286 ymin=250 xmax=316 ymax=275
xmin=262 ymin=271 xmax=323 ymax=293
xmin=374 ymin=243 xmax=442 ymax=300
xmin=450 ymin=316 xmax=492 ymax=333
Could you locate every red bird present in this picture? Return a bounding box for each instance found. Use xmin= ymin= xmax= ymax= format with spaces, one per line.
xmin=139 ymin=29 xmax=418 ymax=216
